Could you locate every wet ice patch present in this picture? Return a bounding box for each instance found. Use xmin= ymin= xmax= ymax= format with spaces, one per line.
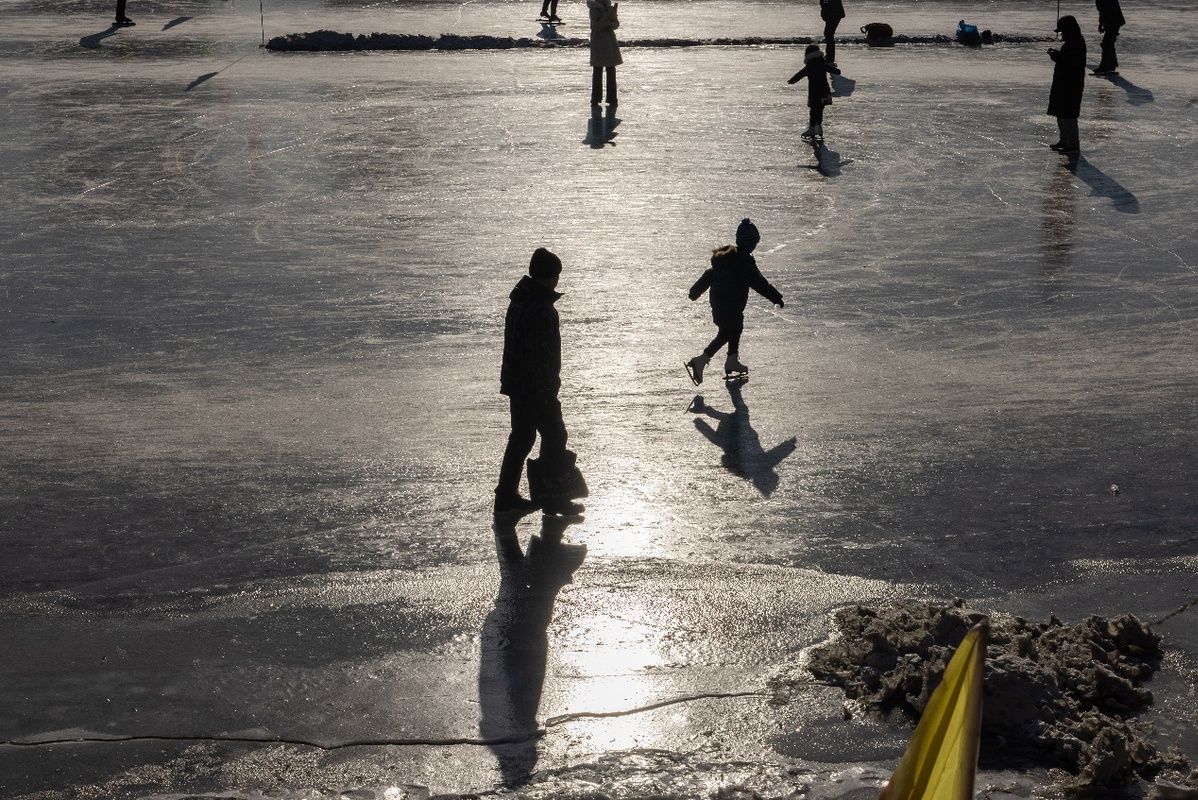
xmin=500 ymin=750 xmax=891 ymax=800
xmin=770 ymin=600 xmax=1196 ymax=792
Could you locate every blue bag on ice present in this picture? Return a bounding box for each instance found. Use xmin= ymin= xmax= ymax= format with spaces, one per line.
xmin=956 ymin=20 xmax=982 ymax=46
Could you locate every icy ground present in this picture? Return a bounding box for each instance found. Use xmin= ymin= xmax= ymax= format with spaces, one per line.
xmin=1 ymin=0 xmax=1196 ymax=797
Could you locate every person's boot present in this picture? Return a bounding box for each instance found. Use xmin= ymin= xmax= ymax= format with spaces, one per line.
xmin=724 ymin=353 xmax=748 ymax=378
xmin=1062 ymin=120 xmax=1080 ymax=155
xmin=494 ymin=493 xmax=539 ymax=516
xmin=801 ymin=125 xmax=816 ymax=141
xmin=115 ymin=15 xmax=135 ymax=25
xmin=539 ymin=4 xmax=551 ymax=19
xmin=685 ymin=354 xmax=709 ymax=386
xmin=813 ymin=124 xmax=824 ymax=140
xmin=544 ymin=499 xmax=585 ymax=517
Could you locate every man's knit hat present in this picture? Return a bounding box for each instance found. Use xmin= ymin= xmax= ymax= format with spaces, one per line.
xmin=735 ymin=218 xmax=761 ymax=253
xmin=529 ymin=247 xmax=563 ymax=280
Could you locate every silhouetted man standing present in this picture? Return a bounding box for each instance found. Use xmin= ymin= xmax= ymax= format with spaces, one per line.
xmin=495 ymin=248 xmax=583 ymax=517
xmin=1093 ymin=0 xmax=1125 ymax=75
xmin=819 ymin=0 xmax=845 ymax=67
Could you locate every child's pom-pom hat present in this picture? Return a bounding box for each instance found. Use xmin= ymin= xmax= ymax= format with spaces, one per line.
xmin=736 ymin=218 xmax=761 ymax=253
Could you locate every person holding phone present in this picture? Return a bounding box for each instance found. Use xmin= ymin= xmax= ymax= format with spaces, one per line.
xmin=1047 ymin=15 xmax=1086 ymax=155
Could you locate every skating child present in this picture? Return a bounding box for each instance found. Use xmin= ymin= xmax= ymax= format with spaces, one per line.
xmin=787 ymin=44 xmax=841 ymax=141
xmin=684 ymin=219 xmax=785 ymax=385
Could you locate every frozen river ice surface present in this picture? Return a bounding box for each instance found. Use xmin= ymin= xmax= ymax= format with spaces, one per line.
xmin=0 ymin=0 xmax=1196 ymax=797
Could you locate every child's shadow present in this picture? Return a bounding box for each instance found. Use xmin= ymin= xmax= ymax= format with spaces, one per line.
xmin=831 ymin=73 xmax=856 ymax=97
xmin=804 ymin=141 xmax=852 ymax=177
xmin=80 ymin=25 xmax=119 ymax=48
xmin=690 ymin=380 xmax=796 ymax=497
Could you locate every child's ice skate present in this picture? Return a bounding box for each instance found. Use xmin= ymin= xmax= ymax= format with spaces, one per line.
xmin=813 ymin=124 xmax=824 ymax=141
xmin=724 ymin=353 xmax=749 ymax=381
xmin=684 ymin=354 xmax=710 ymax=386
xmin=800 ymin=125 xmax=816 ymax=141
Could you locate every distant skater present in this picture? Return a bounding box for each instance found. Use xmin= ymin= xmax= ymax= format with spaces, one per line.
xmin=588 ymin=0 xmax=621 ymax=107
xmin=819 ymin=0 xmax=845 ymax=66
xmin=684 ymin=219 xmax=785 ymax=385
xmin=788 ymin=44 xmax=841 ymax=142
xmin=1047 ymin=16 xmax=1086 ymax=155
xmin=495 ymin=248 xmax=584 ymax=517
xmin=1093 ymin=0 xmax=1125 ymax=75
xmin=114 ymin=0 xmax=134 ymax=25
xmin=539 ymin=0 xmax=561 ymax=24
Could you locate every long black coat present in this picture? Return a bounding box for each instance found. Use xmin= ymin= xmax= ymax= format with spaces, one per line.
xmin=689 ymin=247 xmax=783 ymax=322
xmin=1096 ymin=0 xmax=1125 ymax=30
xmin=500 ymin=275 xmax=561 ymax=398
xmin=820 ymin=0 xmax=845 ymax=23
xmin=1047 ymin=37 xmax=1086 ymax=118
xmin=788 ymin=54 xmax=841 ymax=108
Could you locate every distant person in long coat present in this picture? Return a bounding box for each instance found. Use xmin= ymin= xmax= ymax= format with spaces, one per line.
xmin=1047 ymin=15 xmax=1086 ymax=155
xmin=1093 ymin=0 xmax=1125 ymax=75
xmin=588 ymin=0 xmax=621 ymax=107
xmin=819 ymin=0 xmax=846 ymax=66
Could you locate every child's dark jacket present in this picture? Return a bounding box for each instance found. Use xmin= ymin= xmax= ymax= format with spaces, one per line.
xmin=689 ymin=247 xmax=783 ymax=322
xmin=788 ymin=55 xmax=841 ymax=108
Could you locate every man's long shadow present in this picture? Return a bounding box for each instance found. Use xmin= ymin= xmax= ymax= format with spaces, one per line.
xmin=80 ymin=26 xmax=119 ymax=48
xmin=1099 ymin=72 xmax=1154 ymax=106
xmin=479 ymin=515 xmax=586 ymax=788
xmin=584 ymin=106 xmax=619 ymax=148
xmin=691 ymin=379 xmax=796 ymax=497
xmin=1067 ymin=154 xmax=1139 ymax=213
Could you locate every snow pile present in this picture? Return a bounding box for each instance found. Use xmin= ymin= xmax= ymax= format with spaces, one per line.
xmin=265 ymin=31 xmax=1053 ymax=52
xmin=771 ymin=600 xmax=1195 ymax=791
xmin=264 ymin=30 xmax=579 ymax=51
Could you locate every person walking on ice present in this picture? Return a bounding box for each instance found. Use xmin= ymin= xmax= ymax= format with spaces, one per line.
xmin=788 ymin=44 xmax=840 ymax=142
xmin=684 ymin=219 xmax=785 ymax=386
xmin=819 ymin=0 xmax=846 ymax=67
xmin=494 ymin=248 xmax=585 ymax=517
xmin=1093 ymin=0 xmax=1125 ymax=75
